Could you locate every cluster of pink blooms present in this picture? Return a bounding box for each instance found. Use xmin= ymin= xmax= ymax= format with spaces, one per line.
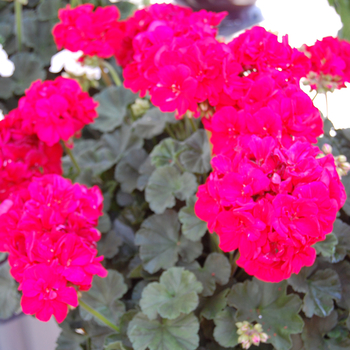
xmin=0 ymin=175 xmax=106 ymax=322
xmin=0 ymin=76 xmax=103 ymax=322
xmin=17 ymin=77 xmax=98 ymax=146
xmin=302 ymin=36 xmax=350 ymax=92
xmin=0 ymin=109 xmax=63 ymax=202
xmin=53 ymin=4 xmax=122 ymax=58
xmin=195 ymin=29 xmax=346 ymax=282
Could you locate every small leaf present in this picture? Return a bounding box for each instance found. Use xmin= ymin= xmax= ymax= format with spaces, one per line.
xmin=92 ymin=86 xmax=137 ymax=132
xmin=0 ymin=261 xmax=21 ymax=319
xmin=183 ymin=253 xmax=231 ymax=297
xmin=179 ymin=196 xmax=207 ymax=241
xmin=133 ymin=108 xmax=176 ymax=139
xmin=304 ymin=269 xmax=341 ymax=318
xmin=127 ymin=312 xmax=200 ymax=350
xmin=213 ymin=307 xmax=239 ymax=348
xmin=150 ymin=138 xmax=186 ymax=168
xmin=145 ymin=166 xmax=197 ymax=214
xmin=140 ymin=267 xmax=203 ymax=320
xmin=313 ymin=233 xmax=338 ymax=259
xmin=80 ymin=271 xmax=127 ymax=325
xmin=201 ymin=288 xmax=230 ymax=320
xmin=115 ymin=149 xmax=148 ymax=193
xmin=228 ymin=278 xmax=304 ymax=350
xmin=10 ymin=52 xmax=46 ymax=95
xmin=135 ymin=210 xmax=201 ymax=273
xmin=180 ymin=130 xmax=211 ymax=174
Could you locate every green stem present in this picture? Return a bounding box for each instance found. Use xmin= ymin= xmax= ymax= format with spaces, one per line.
xmin=188 ymin=117 xmax=197 ymax=132
xmin=209 ymin=233 xmax=222 ymax=254
xmin=101 ymin=60 xmax=122 ymax=87
xmin=312 ymin=91 xmax=318 ymax=102
xmin=63 ymin=142 xmax=81 ymax=176
xmin=15 ymin=0 xmax=22 ymax=52
xmin=99 ymin=64 xmax=112 ymax=87
xmin=165 ymin=124 xmax=177 ymax=139
xmin=79 ymin=300 xmax=120 ymax=333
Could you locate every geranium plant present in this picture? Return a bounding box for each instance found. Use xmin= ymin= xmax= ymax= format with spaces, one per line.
xmin=0 ymin=1 xmax=349 ymax=350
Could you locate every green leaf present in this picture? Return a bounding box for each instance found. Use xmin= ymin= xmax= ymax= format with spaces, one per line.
xmin=145 ymin=165 xmax=197 ymax=214
xmin=133 ymin=108 xmax=176 ymax=139
xmin=98 ymin=230 xmax=122 ymax=259
xmin=10 ymin=52 xmax=46 ymax=95
xmin=183 ymin=253 xmax=231 ymax=297
xmin=180 ymin=130 xmax=211 ymax=174
xmin=179 ymin=196 xmax=207 ymax=241
xmin=0 ymin=76 xmax=14 ymax=99
xmin=0 ymin=261 xmax=21 ymax=319
xmin=150 ymin=138 xmax=186 ymax=168
xmin=213 ymin=307 xmax=239 ymax=348
xmin=115 ymin=149 xmax=148 ymax=193
xmin=331 ymin=219 xmax=350 ymax=262
xmin=313 ymin=233 xmax=338 ymax=259
xmin=127 ymin=312 xmax=200 ymax=350
xmin=80 ymin=270 xmax=127 ymax=325
xmin=330 ymin=261 xmax=350 ymax=310
xmin=92 ymin=86 xmax=137 ymax=132
xmin=301 ymin=310 xmax=338 ymax=350
xmin=37 ymin=0 xmax=62 ymax=21
xmin=228 ymin=278 xmax=304 ymax=350
xmin=114 ymin=1 xmax=137 ymax=20
xmin=201 ymin=288 xmax=230 ymax=320
xmin=105 ymin=341 xmax=128 ymax=350
xmin=140 ymin=267 xmax=203 ymax=320
xmin=135 ymin=210 xmax=202 ymax=273
xmin=328 ymin=0 xmax=350 ymax=41
xmin=137 ymin=157 xmax=155 ymax=191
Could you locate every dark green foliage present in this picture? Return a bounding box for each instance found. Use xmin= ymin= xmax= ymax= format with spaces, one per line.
xmin=0 ymin=1 xmax=350 ymax=350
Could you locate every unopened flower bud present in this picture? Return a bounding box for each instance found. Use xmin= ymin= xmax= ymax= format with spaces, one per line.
xmin=236 ymin=321 xmax=268 ymax=349
xmin=131 ymin=98 xmax=150 ymax=117
xmin=337 ymin=155 xmax=347 ymax=163
xmin=321 ymin=143 xmax=332 ymax=155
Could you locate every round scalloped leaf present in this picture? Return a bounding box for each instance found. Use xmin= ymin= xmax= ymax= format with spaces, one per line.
xmin=115 ymin=148 xmax=148 ymax=193
xmin=180 ymin=130 xmax=211 ymax=174
xmin=184 ymin=253 xmax=231 ymax=297
xmin=201 ymin=288 xmax=230 ymax=320
xmin=145 ymin=165 xmax=197 ymax=214
xmin=133 ymin=108 xmax=176 ymax=139
xmin=127 ymin=312 xmax=200 ymax=350
xmin=37 ymin=0 xmax=62 ymax=21
xmin=92 ymin=86 xmax=137 ymax=132
xmin=150 ymin=138 xmax=186 ymax=168
xmin=313 ymin=233 xmax=338 ymax=259
xmin=135 ymin=210 xmax=202 ymax=273
xmin=227 ymin=278 xmax=304 ymax=350
xmin=179 ymin=196 xmax=207 ymax=241
xmin=80 ymin=270 xmax=127 ymax=325
xmin=213 ymin=307 xmax=239 ymax=348
xmin=140 ymin=267 xmax=203 ymax=320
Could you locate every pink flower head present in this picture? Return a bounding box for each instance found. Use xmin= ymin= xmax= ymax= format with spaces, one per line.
xmin=0 ymin=109 xmax=62 ymax=202
xmin=53 ymin=4 xmax=122 ymax=58
xmin=20 ymin=264 xmax=78 ymax=323
xmin=303 ymin=36 xmax=350 ymax=92
xmin=150 ymin=64 xmax=198 ymax=117
xmin=18 ymin=77 xmax=98 ymax=146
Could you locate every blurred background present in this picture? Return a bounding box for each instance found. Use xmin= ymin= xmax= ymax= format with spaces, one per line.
xmin=0 ymin=0 xmax=348 ymax=349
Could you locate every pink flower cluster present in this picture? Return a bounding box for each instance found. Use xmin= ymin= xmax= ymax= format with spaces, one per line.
xmin=18 ymin=77 xmax=98 ymax=146
xmin=122 ymin=23 xmax=311 ymax=117
xmin=303 ymin=36 xmax=350 ymax=92
xmin=0 ymin=175 xmax=107 ymax=322
xmin=194 ymin=29 xmax=346 ymax=282
xmin=0 ymin=108 xmax=63 ymax=202
xmin=53 ymin=4 xmax=122 ymax=58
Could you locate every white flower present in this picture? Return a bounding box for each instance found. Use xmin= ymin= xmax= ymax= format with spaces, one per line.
xmin=0 ymin=44 xmax=15 ymax=77
xmin=49 ymin=50 xmax=102 ymax=80
xmin=0 ymin=110 xmax=4 ymax=121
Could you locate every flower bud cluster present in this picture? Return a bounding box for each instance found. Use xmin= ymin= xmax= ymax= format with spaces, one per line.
xmin=236 ymin=321 xmax=268 ymax=349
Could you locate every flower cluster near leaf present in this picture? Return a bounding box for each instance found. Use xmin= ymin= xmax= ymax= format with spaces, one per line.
xmin=0 ymin=1 xmax=350 ymax=350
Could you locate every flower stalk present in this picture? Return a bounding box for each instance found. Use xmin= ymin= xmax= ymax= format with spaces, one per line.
xmin=79 ymin=300 xmax=120 ymax=333
xmin=63 ymin=142 xmax=81 ymax=177
xmin=14 ymin=0 xmax=22 ymax=52
xmin=101 ymin=60 xmax=122 ymax=87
